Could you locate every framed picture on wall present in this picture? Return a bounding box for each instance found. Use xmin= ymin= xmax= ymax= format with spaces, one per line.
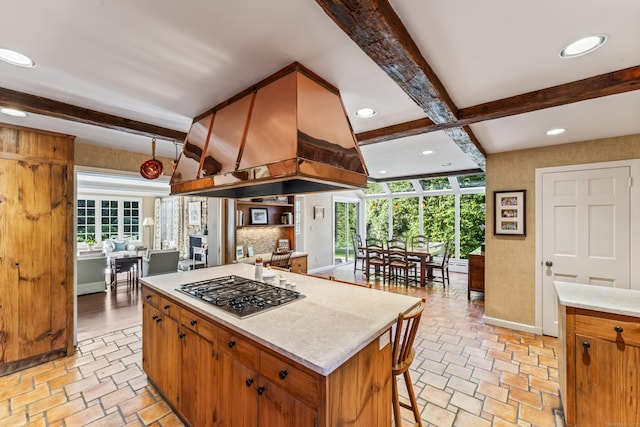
xmin=188 ymin=202 xmax=201 ymax=226
xmin=250 ymin=208 xmax=268 ymax=225
xmin=494 ymin=190 xmax=526 ymax=236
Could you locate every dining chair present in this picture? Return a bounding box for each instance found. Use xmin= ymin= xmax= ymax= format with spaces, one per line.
xmin=387 ymin=238 xmax=417 ymax=287
xmin=392 ymin=298 xmax=426 ymax=427
xmin=269 ymin=251 xmax=292 ymax=270
xmin=408 ymin=234 xmax=430 ymax=262
xmin=352 ymin=234 xmax=366 ymax=274
xmin=425 ymin=239 xmax=453 ymax=286
xmin=365 ymin=237 xmax=387 ymax=284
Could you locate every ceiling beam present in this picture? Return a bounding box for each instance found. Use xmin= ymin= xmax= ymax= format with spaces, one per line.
xmin=315 ymin=0 xmax=486 ymax=169
xmin=357 ymin=64 xmax=640 ymax=145
xmin=0 ymin=86 xmax=188 ymax=142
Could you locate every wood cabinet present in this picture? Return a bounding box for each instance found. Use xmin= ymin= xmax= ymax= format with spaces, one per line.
xmin=225 ymin=196 xmax=296 ymax=263
xmin=467 ymin=247 xmax=485 ymax=300
xmin=0 ymin=125 xmax=74 ymax=375
xmin=142 ymin=285 xmax=389 ymax=427
xmin=558 ymin=305 xmax=640 ymax=427
xmin=289 ymin=254 xmax=307 ymax=274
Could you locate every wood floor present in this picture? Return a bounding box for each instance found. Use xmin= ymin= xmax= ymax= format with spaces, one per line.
xmin=0 ymin=267 xmax=566 ymax=426
xmin=77 ymin=282 xmax=143 ymax=343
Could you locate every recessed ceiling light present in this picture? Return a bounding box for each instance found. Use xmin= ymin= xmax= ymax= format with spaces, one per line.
xmin=559 ymin=34 xmax=607 ymax=58
xmin=0 ymin=107 xmax=27 ymax=117
xmin=379 ymin=170 xmax=387 ymax=174
xmin=355 ymin=107 xmax=377 ymax=118
xmin=546 ymin=128 xmax=566 ymax=136
xmin=0 ymin=48 xmax=36 ymax=67
xmin=441 ymin=162 xmax=452 ymax=167
xmin=420 ymin=150 xmax=434 ymax=156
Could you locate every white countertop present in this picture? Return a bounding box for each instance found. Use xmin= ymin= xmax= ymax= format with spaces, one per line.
xmin=236 ymin=251 xmax=307 ymax=264
xmin=141 ymin=263 xmax=420 ymax=375
xmin=555 ymin=281 xmax=640 ymax=318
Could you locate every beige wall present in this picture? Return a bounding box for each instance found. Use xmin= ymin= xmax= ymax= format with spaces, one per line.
xmin=486 ymin=133 xmax=640 ymax=327
xmin=75 ymin=142 xmax=174 ymax=175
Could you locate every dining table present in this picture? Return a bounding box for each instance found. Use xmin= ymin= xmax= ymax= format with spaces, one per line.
xmin=360 ymin=241 xmax=444 ymax=287
xmin=406 ymin=241 xmax=443 ymax=286
xmin=108 ymin=254 xmax=143 ymax=289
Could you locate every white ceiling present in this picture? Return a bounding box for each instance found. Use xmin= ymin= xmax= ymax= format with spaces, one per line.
xmin=1 ymin=0 xmax=639 ymax=181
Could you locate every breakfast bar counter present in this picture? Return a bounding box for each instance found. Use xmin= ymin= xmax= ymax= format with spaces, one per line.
xmin=140 ymin=263 xmax=420 ymax=427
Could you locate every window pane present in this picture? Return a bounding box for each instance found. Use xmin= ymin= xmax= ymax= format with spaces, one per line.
xmin=459 ymin=194 xmax=486 ymax=259
xmin=78 ymin=200 xmax=86 ymax=208
xmin=387 ymin=181 xmax=413 ymax=193
xmin=423 ymin=195 xmax=454 ymax=255
xmin=392 ymin=197 xmax=419 ymax=240
xmin=365 ymin=199 xmax=388 ymax=240
xmin=419 ymin=177 xmax=451 ymax=191
xmin=458 ymin=174 xmax=486 ymax=189
xmin=364 ymin=183 xmax=385 ymax=195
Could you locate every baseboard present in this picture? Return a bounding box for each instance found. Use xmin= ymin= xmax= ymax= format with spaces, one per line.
xmin=483 ymin=316 xmax=542 ymax=335
xmin=77 ymin=280 xmax=106 ymax=296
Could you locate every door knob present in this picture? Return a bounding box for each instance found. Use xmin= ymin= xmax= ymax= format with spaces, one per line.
xmin=545 ymin=261 xmax=553 ymax=267
xmin=582 ymin=341 xmax=590 ymax=349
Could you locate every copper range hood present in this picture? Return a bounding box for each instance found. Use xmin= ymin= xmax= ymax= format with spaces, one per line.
xmin=170 ymin=62 xmax=368 ymax=198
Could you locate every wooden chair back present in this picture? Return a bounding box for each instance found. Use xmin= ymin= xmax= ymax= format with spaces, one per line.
xmin=410 ymin=235 xmax=430 ymax=251
xmin=392 ymin=298 xmax=426 ymax=372
xmin=270 ymin=251 xmax=292 ymax=269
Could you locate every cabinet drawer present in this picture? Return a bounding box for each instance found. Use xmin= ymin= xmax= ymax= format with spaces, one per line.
xmin=180 ymin=310 xmax=216 ymax=342
xmin=159 ymin=297 xmax=180 ymax=320
xmin=290 ymin=256 xmax=307 ymax=274
xmin=575 ymin=314 xmax=640 ymax=346
xmin=218 ymin=328 xmax=259 ymax=370
xmin=260 ymin=350 xmax=318 ymax=406
xmin=142 ymin=287 xmax=159 ymax=308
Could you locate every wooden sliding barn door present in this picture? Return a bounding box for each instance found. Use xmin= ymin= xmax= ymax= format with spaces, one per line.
xmin=0 ymin=126 xmax=74 ymax=374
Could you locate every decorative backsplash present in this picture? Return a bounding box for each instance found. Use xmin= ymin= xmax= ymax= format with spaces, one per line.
xmin=236 ymin=227 xmax=288 ymax=257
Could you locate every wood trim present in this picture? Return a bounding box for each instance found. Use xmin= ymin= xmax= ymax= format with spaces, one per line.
xmin=315 ymin=0 xmax=486 ymax=169
xmin=356 ymin=65 xmax=640 ymax=147
xmin=0 ymin=87 xmax=187 ymax=142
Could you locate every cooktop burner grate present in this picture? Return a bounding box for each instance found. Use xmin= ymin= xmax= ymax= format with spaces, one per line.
xmin=176 ymin=275 xmax=304 ymax=318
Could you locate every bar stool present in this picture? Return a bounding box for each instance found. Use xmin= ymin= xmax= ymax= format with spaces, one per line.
xmin=392 ymin=298 xmax=426 ymax=427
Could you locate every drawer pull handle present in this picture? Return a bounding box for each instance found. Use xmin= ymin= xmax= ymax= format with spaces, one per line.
xmin=179 ymin=333 xmax=186 ymax=339
xmin=614 ymin=326 xmax=624 ymax=333
xmin=190 ymin=319 xmax=197 ymax=326
xmin=246 ymin=378 xmax=254 ymax=387
xmin=164 ymin=305 xmax=170 ymax=310
xmin=145 ymin=295 xmax=152 ymax=300
xmin=582 ymin=341 xmax=590 ymax=349
xmin=155 ymin=318 xmax=162 ymax=323
xmin=257 ymin=386 xmax=265 ymax=395
xmin=152 ymin=315 xmax=158 ymax=320
xmin=228 ymin=340 xmax=236 ymax=348
xmin=279 ymin=370 xmax=288 ymax=380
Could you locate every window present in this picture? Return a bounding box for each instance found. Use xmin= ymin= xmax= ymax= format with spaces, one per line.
xmin=363 ymin=174 xmax=486 ymax=262
xmin=365 ymin=198 xmax=388 ymax=240
xmin=77 ymin=199 xmax=96 ymax=244
xmin=392 ymin=197 xmax=419 ymax=238
xmin=364 ymin=182 xmax=385 ymax=195
xmin=388 ymin=180 xmax=414 ymax=193
xmin=459 ymin=194 xmax=486 ymax=259
xmin=419 ymin=177 xmax=451 ymax=191
xmin=76 ymin=197 xmax=143 ymax=243
xmin=423 ymin=195 xmax=455 ymax=249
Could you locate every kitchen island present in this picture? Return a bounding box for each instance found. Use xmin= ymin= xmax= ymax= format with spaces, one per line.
xmin=555 ymin=281 xmax=640 ymax=427
xmin=141 ymin=263 xmax=420 ymax=427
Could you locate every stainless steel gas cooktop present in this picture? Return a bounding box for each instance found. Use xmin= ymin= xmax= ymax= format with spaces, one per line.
xmin=176 ymin=275 xmax=305 ymax=318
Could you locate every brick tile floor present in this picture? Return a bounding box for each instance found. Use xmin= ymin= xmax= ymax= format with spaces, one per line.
xmin=0 ymin=269 xmax=566 ymax=426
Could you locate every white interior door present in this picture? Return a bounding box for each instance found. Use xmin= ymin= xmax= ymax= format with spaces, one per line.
xmin=541 ymin=166 xmax=630 ymax=336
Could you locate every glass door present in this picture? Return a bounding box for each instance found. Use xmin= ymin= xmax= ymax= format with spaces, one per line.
xmin=334 ymin=200 xmax=360 ymax=265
